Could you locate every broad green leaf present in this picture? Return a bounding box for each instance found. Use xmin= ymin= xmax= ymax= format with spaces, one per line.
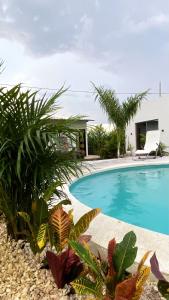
xmin=158 ymin=280 xmax=169 ymax=300
xmin=71 ymin=277 xmax=103 ymax=298
xmin=69 ymin=240 xmax=102 ymax=279
xmin=69 ymin=208 xmax=100 ymax=240
xmin=114 ymin=231 xmax=137 ymax=280
xmin=37 ymin=223 xmax=48 ymax=249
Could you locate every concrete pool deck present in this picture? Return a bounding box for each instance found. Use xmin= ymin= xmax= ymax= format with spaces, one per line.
xmin=66 ymin=156 xmax=169 ymax=277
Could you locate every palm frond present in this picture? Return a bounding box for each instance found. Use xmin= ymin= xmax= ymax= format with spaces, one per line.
xmin=93 ymin=83 xmax=122 ymax=128
xmin=122 ymin=91 xmax=148 ymax=126
xmin=0 ymin=84 xmax=84 ymax=238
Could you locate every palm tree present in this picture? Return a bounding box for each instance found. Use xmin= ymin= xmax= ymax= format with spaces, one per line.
xmin=0 ymin=84 xmax=83 ymax=238
xmin=93 ymin=84 xmax=147 ymax=157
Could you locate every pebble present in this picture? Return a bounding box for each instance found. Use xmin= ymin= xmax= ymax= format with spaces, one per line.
xmin=0 ymin=218 xmax=164 ymax=300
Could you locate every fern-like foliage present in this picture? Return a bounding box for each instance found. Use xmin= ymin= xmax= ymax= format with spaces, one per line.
xmin=0 ymin=83 xmax=83 ymax=238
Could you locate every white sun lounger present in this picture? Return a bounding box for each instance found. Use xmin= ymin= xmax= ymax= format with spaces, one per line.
xmin=135 ymin=130 xmax=160 ymax=158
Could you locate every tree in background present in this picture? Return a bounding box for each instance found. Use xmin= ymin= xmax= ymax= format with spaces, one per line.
xmin=93 ymin=84 xmax=147 ymax=157
xmin=88 ymin=125 xmax=107 ymax=156
xmin=100 ymin=129 xmax=125 ymax=159
xmin=88 ymin=125 xmax=125 ymax=159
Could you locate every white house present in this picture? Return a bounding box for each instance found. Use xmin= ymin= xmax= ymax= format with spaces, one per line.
xmin=126 ymin=96 xmax=169 ymax=151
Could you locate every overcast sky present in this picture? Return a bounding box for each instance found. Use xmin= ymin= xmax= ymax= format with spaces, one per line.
xmin=0 ymin=0 xmax=169 ymax=123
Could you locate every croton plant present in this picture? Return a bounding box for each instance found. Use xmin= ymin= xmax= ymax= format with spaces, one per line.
xmin=46 ymin=211 xmax=151 ymax=300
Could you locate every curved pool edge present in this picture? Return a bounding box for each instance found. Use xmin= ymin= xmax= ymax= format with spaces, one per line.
xmin=66 ymin=159 xmax=169 ymax=277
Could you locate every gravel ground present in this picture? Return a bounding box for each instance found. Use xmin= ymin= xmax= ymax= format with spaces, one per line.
xmin=0 ymin=219 xmax=164 ymax=300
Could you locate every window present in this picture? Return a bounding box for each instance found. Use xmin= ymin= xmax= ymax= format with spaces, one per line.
xmin=135 ymin=119 xmax=158 ymax=149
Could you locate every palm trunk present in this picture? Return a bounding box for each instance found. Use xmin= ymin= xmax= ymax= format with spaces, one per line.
xmin=117 ymin=129 xmax=121 ymax=158
xmin=117 ymin=141 xmax=120 ymax=158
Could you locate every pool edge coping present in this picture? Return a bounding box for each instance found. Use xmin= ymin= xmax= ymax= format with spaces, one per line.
xmin=66 ymin=159 xmax=169 ymax=277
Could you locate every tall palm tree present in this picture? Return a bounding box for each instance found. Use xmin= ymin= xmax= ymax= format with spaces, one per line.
xmin=93 ymin=84 xmax=147 ymax=157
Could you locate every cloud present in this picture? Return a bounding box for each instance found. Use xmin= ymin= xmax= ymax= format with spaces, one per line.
xmin=125 ymin=13 xmax=169 ymax=34
xmin=1 ymin=0 xmax=169 ymax=122
xmin=0 ymin=0 xmax=169 ymax=61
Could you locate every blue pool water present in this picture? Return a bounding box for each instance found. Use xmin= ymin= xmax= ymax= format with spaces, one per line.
xmin=70 ymin=164 xmax=169 ymax=235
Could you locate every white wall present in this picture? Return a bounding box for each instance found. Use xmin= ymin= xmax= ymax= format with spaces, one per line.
xmin=126 ymin=96 xmax=169 ymax=151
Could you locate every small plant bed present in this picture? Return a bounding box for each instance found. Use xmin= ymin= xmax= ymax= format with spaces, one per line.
xmin=0 ymin=215 xmax=164 ymax=300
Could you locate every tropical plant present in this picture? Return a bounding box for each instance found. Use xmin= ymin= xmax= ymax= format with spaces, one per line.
xmin=150 ymin=253 xmax=169 ymax=299
xmin=18 ymin=198 xmax=71 ymax=253
xmin=88 ymin=125 xmax=125 ymax=159
xmin=93 ymin=84 xmax=147 ymax=157
xmin=88 ymin=125 xmax=108 ymax=156
xmin=70 ymin=231 xmax=150 ymax=300
xmin=139 ymin=133 xmax=146 ymax=149
xmin=49 ymin=206 xmax=100 ymax=253
xmin=100 ymin=130 xmax=125 ymax=159
xmin=0 ymin=84 xmax=83 ymax=239
xmin=44 ymin=207 xmax=100 ymax=287
xmin=46 ymin=249 xmax=83 ymax=288
xmin=157 ymin=142 xmax=168 ymax=157
xmin=19 ymin=203 xmax=100 ymax=254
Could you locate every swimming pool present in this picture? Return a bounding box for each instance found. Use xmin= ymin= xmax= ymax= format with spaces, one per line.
xmin=70 ymin=164 xmax=169 ymax=235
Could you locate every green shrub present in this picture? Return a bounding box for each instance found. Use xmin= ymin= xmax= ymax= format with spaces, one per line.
xmin=157 ymin=142 xmax=169 ymax=156
xmin=88 ymin=125 xmax=126 ymax=159
xmin=0 ymin=84 xmax=83 ymax=239
xmin=100 ymin=131 xmax=118 ymax=159
xmin=88 ymin=125 xmax=107 ymax=156
xmin=100 ymin=130 xmax=125 ymax=159
xmin=139 ymin=133 xmax=146 ymax=149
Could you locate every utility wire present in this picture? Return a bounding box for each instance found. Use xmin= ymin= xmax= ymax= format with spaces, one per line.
xmin=0 ymin=82 xmax=169 ymax=95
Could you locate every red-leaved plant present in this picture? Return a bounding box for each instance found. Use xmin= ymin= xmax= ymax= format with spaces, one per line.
xmin=45 ymin=205 xmax=99 ymax=289
xmin=46 ymin=249 xmax=83 ymax=289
